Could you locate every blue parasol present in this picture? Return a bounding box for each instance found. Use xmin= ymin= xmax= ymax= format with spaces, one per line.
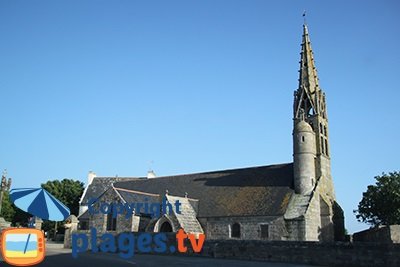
xmin=10 ymin=188 xmax=70 ymax=221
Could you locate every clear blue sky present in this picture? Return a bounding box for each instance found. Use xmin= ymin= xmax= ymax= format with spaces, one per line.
xmin=0 ymin=1 xmax=399 ymax=233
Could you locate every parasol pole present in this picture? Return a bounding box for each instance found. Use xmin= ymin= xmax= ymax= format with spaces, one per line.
xmin=54 ymin=221 xmax=58 ymax=240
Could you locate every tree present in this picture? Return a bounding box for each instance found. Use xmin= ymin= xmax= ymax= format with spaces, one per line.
xmin=41 ymin=179 xmax=84 ymax=235
xmin=12 ymin=206 xmax=31 ymax=227
xmin=41 ymin=178 xmax=84 ymax=216
xmin=354 ymin=171 xmax=400 ymax=227
xmin=0 ymin=191 xmax=15 ymax=222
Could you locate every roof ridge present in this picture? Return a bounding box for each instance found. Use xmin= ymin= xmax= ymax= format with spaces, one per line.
xmin=94 ymin=177 xmax=140 ymax=179
xmin=131 ymin=162 xmax=294 ymax=180
xmin=113 ymin=187 xmax=160 ymax=197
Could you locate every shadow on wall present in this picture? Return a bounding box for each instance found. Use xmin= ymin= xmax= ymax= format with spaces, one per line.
xmin=333 ymin=201 xmax=345 ymax=241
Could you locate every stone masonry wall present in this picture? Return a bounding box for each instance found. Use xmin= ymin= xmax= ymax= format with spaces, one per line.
xmin=304 ymin=192 xmax=320 ymax=241
xmin=353 ymin=225 xmax=400 ymax=243
xmin=65 ymin=230 xmax=400 ymax=267
xmin=204 ymin=216 xmax=287 ymax=240
xmin=304 ymin=174 xmax=339 ymax=242
xmin=88 ymin=188 xmax=133 ymax=233
xmin=198 ymin=239 xmax=400 ymax=267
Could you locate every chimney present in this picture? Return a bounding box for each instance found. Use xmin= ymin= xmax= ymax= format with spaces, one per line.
xmin=88 ymin=171 xmax=97 ymax=185
xmin=147 ymin=170 xmax=156 ymax=179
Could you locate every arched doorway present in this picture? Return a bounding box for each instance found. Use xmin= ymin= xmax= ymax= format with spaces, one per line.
xmin=159 ymin=221 xmax=173 ymax=232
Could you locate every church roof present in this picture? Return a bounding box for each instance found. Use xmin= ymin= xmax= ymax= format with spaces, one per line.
xmin=80 ymin=177 xmax=140 ymax=205
xmin=113 ymin=163 xmax=294 ymax=218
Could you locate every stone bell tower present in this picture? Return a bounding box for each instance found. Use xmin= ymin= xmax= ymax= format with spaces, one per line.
xmin=293 ymin=23 xmax=335 ymax=199
xmin=289 ymin=23 xmax=344 ymax=242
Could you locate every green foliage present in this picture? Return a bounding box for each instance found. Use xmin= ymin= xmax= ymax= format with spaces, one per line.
xmin=41 ymin=178 xmax=84 ymax=216
xmin=0 ymin=191 xmax=15 ymax=222
xmin=354 ymin=171 xmax=400 ymax=227
xmin=3 ymin=178 xmax=84 ymax=227
xmin=11 ymin=206 xmax=30 ymax=227
xmin=40 ymin=179 xmax=84 ymax=237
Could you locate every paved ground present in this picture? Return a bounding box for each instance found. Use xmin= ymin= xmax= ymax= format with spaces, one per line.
xmin=1 ymin=242 xmax=319 ymax=267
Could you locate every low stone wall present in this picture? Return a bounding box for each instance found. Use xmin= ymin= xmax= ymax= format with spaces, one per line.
xmin=353 ymin=225 xmax=400 ymax=244
xmin=65 ymin=230 xmax=400 ymax=267
xmin=198 ymin=240 xmax=399 ymax=267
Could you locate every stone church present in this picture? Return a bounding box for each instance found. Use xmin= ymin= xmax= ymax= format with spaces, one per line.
xmin=77 ymin=24 xmax=345 ymax=242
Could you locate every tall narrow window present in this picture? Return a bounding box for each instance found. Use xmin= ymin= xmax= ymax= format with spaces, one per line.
xmin=230 ymin=223 xmax=241 ymax=238
xmin=106 ymin=213 xmax=117 ymax=231
xmin=260 ymin=224 xmax=269 ymax=239
xmin=320 ymin=137 xmax=325 ymax=154
xmin=325 ymin=139 xmax=329 ymax=156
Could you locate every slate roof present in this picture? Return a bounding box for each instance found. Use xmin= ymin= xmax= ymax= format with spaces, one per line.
xmin=80 ymin=177 xmax=139 ymax=205
xmin=113 ymin=163 xmax=294 ymax=218
xmin=116 ymin=188 xmax=160 ymax=206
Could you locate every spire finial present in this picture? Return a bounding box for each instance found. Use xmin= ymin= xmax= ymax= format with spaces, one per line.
xmin=302 ymin=10 xmax=307 ymax=25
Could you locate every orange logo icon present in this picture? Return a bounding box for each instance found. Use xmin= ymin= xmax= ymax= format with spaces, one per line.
xmin=0 ymin=228 xmax=45 ymax=266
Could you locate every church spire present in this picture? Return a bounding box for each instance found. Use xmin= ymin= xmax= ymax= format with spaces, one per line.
xmin=293 ymin=22 xmax=332 ymax=186
xmin=299 ymin=24 xmax=320 ymax=96
xmin=294 ymin=23 xmax=326 ymax=121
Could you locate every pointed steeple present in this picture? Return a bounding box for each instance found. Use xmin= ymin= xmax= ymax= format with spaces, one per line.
xmin=299 ymin=24 xmax=320 ymax=95
xmin=294 ymin=24 xmax=326 ymax=121
xmin=293 ymin=22 xmax=332 ymax=186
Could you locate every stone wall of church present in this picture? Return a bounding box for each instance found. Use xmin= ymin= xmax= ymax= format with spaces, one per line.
xmin=202 ymin=216 xmax=287 ymax=240
xmin=88 ymin=188 xmax=133 ymax=233
xmin=304 ymin=191 xmax=322 ymax=241
xmin=285 ymin=219 xmax=306 ymax=241
xmin=285 ymin=172 xmax=343 ymax=242
xmin=304 ymin=175 xmax=340 ymax=242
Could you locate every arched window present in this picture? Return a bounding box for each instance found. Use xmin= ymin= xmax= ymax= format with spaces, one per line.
xmin=160 ymin=221 xmax=173 ymax=232
xmin=231 ymin=223 xmax=241 ymax=238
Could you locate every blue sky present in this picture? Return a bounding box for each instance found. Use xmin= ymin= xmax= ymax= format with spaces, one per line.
xmin=0 ymin=1 xmax=399 ymax=233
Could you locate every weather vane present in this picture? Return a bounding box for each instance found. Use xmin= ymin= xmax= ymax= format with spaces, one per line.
xmin=303 ymin=10 xmax=307 ymax=25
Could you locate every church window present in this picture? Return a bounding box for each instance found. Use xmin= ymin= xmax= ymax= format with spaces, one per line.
xmin=324 ymin=126 xmax=327 ymax=137
xmin=320 ymin=137 xmax=325 ymax=154
xmin=106 ymin=213 xmax=117 ymax=231
xmin=260 ymin=224 xmax=269 ymax=239
xmin=320 ymin=123 xmax=323 ymax=134
xmin=301 ymin=136 xmax=305 ymax=142
xmin=325 ymin=139 xmax=329 ymax=156
xmin=230 ymin=223 xmax=241 ymax=238
xmin=307 ymin=108 xmax=313 ymax=117
xmin=160 ymin=221 xmax=173 ymax=232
